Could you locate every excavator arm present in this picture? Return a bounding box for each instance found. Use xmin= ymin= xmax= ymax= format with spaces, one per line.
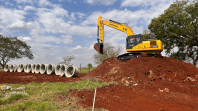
xmin=94 ymin=16 xmax=134 ymax=54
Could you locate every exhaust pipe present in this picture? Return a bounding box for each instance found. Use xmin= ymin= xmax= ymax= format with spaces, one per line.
xmin=35 ymin=64 xmax=41 ymax=74
xmin=59 ymin=65 xmax=68 ymax=77
xmin=55 ymin=64 xmax=62 ymax=75
xmin=65 ymin=65 xmax=79 ymax=78
xmin=40 ymin=64 xmax=48 ymax=74
xmin=46 ymin=64 xmax=56 ymax=75
xmin=31 ymin=64 xmax=36 ymax=73
xmin=4 ymin=64 xmax=10 ymax=72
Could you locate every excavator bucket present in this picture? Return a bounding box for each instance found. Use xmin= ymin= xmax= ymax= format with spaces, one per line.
xmin=94 ymin=43 xmax=103 ymax=54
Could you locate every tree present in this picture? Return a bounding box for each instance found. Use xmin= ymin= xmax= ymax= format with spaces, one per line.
xmin=59 ymin=55 xmax=75 ymax=65
xmin=0 ymin=35 xmax=34 ymax=68
xmin=93 ymin=43 xmax=122 ymax=64
xmin=142 ymin=29 xmax=156 ymax=41
xmin=148 ymin=0 xmax=198 ymax=66
xmin=87 ymin=63 xmax=92 ymax=68
xmin=87 ymin=63 xmax=92 ymax=71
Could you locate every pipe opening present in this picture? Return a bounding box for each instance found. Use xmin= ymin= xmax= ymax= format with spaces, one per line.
xmin=9 ymin=65 xmax=14 ymax=72
xmin=55 ymin=64 xmax=61 ymax=75
xmin=47 ymin=64 xmax=55 ymax=75
xmin=40 ymin=64 xmax=47 ymax=74
xmin=59 ymin=65 xmax=67 ymax=76
xmin=35 ymin=64 xmax=41 ymax=74
xmin=4 ymin=64 xmax=10 ymax=72
xmin=31 ymin=64 xmax=36 ymax=73
xmin=65 ymin=65 xmax=79 ymax=78
xmin=14 ymin=65 xmax=18 ymax=72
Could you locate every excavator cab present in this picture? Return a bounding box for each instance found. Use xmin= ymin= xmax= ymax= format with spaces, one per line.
xmin=94 ymin=38 xmax=103 ymax=54
xmin=126 ymin=34 xmax=142 ymax=49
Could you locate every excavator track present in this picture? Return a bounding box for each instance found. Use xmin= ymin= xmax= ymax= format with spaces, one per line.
xmin=117 ymin=52 xmax=162 ymax=62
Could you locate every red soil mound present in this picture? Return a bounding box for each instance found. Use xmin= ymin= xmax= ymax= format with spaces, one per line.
xmin=71 ymin=57 xmax=198 ymax=111
xmin=87 ymin=57 xmax=198 ymax=84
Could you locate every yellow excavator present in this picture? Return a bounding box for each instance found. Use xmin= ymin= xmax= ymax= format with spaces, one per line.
xmin=94 ymin=16 xmax=163 ymax=61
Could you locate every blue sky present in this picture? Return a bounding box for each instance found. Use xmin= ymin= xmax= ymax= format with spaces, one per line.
xmin=0 ymin=0 xmax=178 ymax=67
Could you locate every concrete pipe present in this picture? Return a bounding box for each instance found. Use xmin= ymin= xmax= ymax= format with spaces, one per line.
xmin=14 ymin=65 xmax=18 ymax=72
xmin=4 ymin=64 xmax=10 ymax=72
xmin=40 ymin=64 xmax=48 ymax=74
xmin=25 ymin=64 xmax=32 ymax=73
xmin=31 ymin=64 xmax=36 ymax=73
xmin=35 ymin=64 xmax=41 ymax=74
xmin=17 ymin=64 xmax=21 ymax=72
xmin=24 ymin=64 xmax=28 ymax=73
xmin=9 ymin=64 xmax=14 ymax=72
xmin=59 ymin=65 xmax=68 ymax=77
xmin=17 ymin=64 xmax=25 ymax=72
xmin=46 ymin=64 xmax=56 ymax=75
xmin=65 ymin=65 xmax=79 ymax=78
xmin=55 ymin=64 xmax=62 ymax=75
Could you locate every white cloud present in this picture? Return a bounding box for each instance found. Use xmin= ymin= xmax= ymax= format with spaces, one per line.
xmin=0 ymin=7 xmax=26 ymax=25
xmin=121 ymin=0 xmax=175 ymax=7
xmin=0 ymin=7 xmax=38 ymax=31
xmin=81 ymin=2 xmax=172 ymax=28
xmin=59 ymin=0 xmax=72 ymax=2
xmin=70 ymin=13 xmax=76 ymax=21
xmin=31 ymin=34 xmax=62 ymax=44
xmin=61 ymin=35 xmax=73 ymax=44
xmin=18 ymin=36 xmax=32 ymax=41
xmin=36 ymin=6 xmax=95 ymax=37
xmin=69 ymin=45 xmax=82 ymax=51
xmin=5 ymin=2 xmax=14 ymax=6
xmin=84 ymin=0 xmax=117 ymax=5
xmin=14 ymin=0 xmax=33 ymax=4
xmin=39 ymin=0 xmax=53 ymax=7
xmin=70 ymin=12 xmax=85 ymax=20
xmin=24 ymin=6 xmax=36 ymax=11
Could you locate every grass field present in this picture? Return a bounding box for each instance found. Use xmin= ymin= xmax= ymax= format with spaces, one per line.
xmin=0 ymin=80 xmax=107 ymax=111
xmin=0 ymin=69 xmax=4 ymax=72
xmin=78 ymin=67 xmax=95 ymax=73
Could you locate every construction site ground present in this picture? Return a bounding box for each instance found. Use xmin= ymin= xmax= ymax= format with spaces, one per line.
xmin=1 ymin=57 xmax=198 ymax=111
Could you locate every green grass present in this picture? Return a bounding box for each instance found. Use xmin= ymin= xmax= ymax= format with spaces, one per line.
xmin=2 ymin=101 xmax=56 ymax=111
xmin=79 ymin=67 xmax=95 ymax=73
xmin=0 ymin=80 xmax=107 ymax=111
xmin=0 ymin=94 xmax=25 ymax=105
xmin=0 ymin=69 xmax=4 ymax=72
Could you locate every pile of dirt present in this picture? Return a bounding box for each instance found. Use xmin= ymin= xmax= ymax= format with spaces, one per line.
xmin=71 ymin=84 xmax=198 ymax=111
xmin=70 ymin=57 xmax=198 ymax=111
xmin=86 ymin=57 xmax=198 ymax=85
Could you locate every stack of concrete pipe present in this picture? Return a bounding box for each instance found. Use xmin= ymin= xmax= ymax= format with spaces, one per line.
xmin=3 ymin=64 xmax=79 ymax=78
